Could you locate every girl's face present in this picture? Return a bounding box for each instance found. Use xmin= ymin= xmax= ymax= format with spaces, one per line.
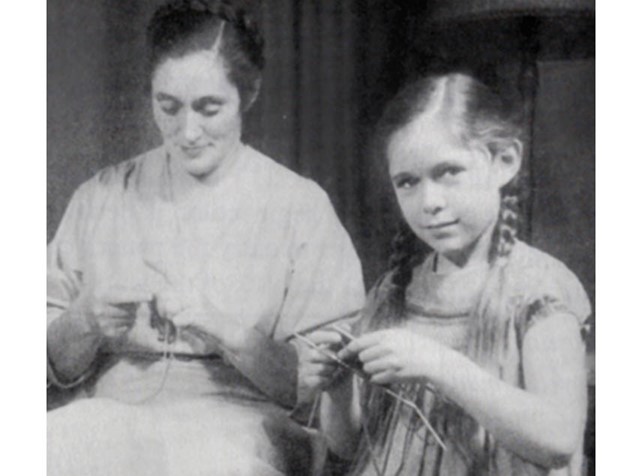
xmin=152 ymin=50 xmax=242 ymax=180
xmin=387 ymin=115 xmax=515 ymax=265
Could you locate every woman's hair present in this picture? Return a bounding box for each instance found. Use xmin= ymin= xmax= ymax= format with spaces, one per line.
xmin=147 ymin=0 xmax=264 ymax=110
xmin=369 ymin=72 xmax=524 ymax=329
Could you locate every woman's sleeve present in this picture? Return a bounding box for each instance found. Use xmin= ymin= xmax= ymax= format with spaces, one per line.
xmin=47 ymin=186 xmax=89 ymax=387
xmin=274 ymin=186 xmax=365 ymax=340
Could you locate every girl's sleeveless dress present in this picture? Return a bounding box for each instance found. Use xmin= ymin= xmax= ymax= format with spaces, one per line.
xmin=350 ymin=242 xmax=590 ymax=476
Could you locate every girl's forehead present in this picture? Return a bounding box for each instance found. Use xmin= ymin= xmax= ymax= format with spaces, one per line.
xmin=387 ymin=115 xmax=471 ymax=167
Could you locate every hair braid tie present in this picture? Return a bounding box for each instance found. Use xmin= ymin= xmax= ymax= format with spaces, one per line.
xmin=495 ymin=194 xmax=519 ymax=260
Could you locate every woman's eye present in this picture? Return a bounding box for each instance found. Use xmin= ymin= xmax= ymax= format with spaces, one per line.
xmin=436 ymin=165 xmax=464 ymax=180
xmin=200 ymin=107 xmax=220 ymax=117
xmin=159 ymin=102 xmax=180 ymax=116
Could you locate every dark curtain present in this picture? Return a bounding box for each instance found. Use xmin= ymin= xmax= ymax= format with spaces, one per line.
xmin=48 ymin=1 xmax=594 ymax=468
xmin=47 ymin=0 xmax=594 ymax=297
xmin=47 ymin=0 xmax=419 ymax=286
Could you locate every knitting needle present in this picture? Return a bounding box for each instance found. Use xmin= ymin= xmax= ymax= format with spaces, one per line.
xmin=293 ymin=332 xmax=446 ymax=450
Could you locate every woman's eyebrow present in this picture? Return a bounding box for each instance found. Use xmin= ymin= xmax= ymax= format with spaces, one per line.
xmin=192 ymin=96 xmax=225 ymax=110
xmin=154 ymin=92 xmax=180 ymax=102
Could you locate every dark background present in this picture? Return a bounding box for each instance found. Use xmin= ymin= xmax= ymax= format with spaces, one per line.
xmin=48 ymin=0 xmax=594 ymax=467
xmin=48 ymin=0 xmax=594 ymax=295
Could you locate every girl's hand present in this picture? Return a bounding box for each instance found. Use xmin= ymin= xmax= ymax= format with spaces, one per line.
xmin=69 ymin=285 xmax=152 ymax=340
xmin=338 ymin=329 xmax=449 ymax=385
xmin=295 ymin=329 xmax=346 ymax=393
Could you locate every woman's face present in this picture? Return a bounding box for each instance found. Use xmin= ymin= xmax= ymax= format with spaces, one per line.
xmin=387 ymin=115 xmax=507 ymax=265
xmin=152 ymin=50 xmax=242 ymax=179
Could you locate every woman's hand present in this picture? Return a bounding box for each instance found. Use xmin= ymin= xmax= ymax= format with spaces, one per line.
xmin=68 ymin=285 xmax=153 ymax=340
xmin=338 ymin=328 xmax=450 ymax=385
xmin=154 ymin=285 xmax=242 ymax=352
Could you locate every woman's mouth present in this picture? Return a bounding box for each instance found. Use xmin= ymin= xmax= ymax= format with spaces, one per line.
xmin=180 ymin=144 xmax=209 ymax=157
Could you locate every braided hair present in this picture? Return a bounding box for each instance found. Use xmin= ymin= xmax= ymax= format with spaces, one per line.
xmin=350 ymin=72 xmax=525 ymax=474
xmin=147 ymin=0 xmax=264 ymax=110
xmin=368 ymin=72 xmax=524 ymax=328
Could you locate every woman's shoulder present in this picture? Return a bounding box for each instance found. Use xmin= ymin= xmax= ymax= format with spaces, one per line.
xmin=508 ymin=241 xmax=591 ymax=322
xmin=245 ymin=146 xmax=331 ymax=207
xmin=78 ymin=147 xmax=164 ymax=195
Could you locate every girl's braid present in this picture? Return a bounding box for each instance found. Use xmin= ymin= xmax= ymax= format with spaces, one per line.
xmin=385 ymin=224 xmax=426 ymax=323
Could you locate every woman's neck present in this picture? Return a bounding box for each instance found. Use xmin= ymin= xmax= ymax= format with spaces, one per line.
xmin=167 ymin=141 xmax=244 ymax=201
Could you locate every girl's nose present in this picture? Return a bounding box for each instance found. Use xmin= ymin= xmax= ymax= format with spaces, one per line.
xmin=420 ymin=181 xmax=445 ymax=215
xmin=181 ymin=111 xmax=203 ymax=143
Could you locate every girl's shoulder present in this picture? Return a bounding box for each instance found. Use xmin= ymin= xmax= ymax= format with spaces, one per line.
xmin=507 ymin=241 xmax=592 ymax=328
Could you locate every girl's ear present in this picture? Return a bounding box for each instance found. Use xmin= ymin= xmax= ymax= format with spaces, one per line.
xmin=491 ymin=138 xmax=523 ymax=188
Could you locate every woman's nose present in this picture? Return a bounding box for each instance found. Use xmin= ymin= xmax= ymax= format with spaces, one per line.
xmin=419 ymin=181 xmax=445 ymax=215
xmin=181 ymin=111 xmax=203 ymax=143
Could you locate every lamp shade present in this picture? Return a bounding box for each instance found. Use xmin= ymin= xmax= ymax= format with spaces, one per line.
xmin=427 ymin=0 xmax=594 ymax=22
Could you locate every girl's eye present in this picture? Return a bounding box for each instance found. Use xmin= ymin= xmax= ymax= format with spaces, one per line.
xmin=394 ymin=176 xmax=420 ymax=189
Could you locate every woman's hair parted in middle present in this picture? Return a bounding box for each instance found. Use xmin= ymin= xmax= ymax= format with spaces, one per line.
xmin=370 ymin=73 xmax=525 ymax=328
xmin=147 ymin=0 xmax=265 ymax=111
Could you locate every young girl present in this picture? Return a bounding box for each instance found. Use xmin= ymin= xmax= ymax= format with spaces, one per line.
xmin=301 ymin=73 xmax=590 ymax=475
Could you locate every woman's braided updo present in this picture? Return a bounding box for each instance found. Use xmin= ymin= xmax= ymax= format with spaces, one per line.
xmin=147 ymin=0 xmax=264 ymax=110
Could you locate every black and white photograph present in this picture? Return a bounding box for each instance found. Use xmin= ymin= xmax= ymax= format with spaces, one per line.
xmin=44 ymin=1 xmax=596 ymax=474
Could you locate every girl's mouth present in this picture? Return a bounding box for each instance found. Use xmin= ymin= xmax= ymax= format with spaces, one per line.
xmin=424 ymin=219 xmax=459 ymax=230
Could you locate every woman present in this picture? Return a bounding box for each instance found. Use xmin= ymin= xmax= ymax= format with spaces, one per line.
xmin=47 ymin=1 xmax=364 ymax=475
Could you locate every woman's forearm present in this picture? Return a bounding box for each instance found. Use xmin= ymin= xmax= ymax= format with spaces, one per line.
xmin=47 ymin=310 xmax=102 ymax=383
xmin=430 ymin=350 xmax=584 ymax=468
xmin=220 ymin=327 xmax=299 ymax=408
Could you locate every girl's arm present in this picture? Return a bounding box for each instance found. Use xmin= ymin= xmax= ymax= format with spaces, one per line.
xmin=343 ymin=312 xmax=586 ymax=468
xmin=320 ymin=373 xmax=362 ymax=458
xmin=432 ymin=313 xmax=586 ymax=468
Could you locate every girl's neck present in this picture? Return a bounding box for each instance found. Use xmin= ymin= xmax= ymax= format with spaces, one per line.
xmin=436 ymin=220 xmax=496 ymax=273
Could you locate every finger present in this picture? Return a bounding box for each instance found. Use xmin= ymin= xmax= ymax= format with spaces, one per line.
xmin=370 ymin=369 xmax=397 ymax=385
xmin=306 ymin=330 xmax=343 ymax=346
xmin=157 ymin=292 xmax=185 ymax=320
xmin=171 ymin=309 xmax=203 ymax=328
xmin=339 ymin=332 xmax=384 ymax=358
xmin=316 ymin=362 xmax=339 ymax=377
xmin=363 ymin=358 xmax=399 ymax=376
xmin=100 ymin=286 xmax=153 ymax=306
xmin=304 ymin=347 xmax=338 ymax=364
xmin=97 ymin=304 xmax=136 ymax=320
xmin=100 ymin=321 xmax=134 ymax=338
xmin=111 ymin=301 xmax=143 ymax=314
xmin=358 ymin=345 xmax=391 ymax=364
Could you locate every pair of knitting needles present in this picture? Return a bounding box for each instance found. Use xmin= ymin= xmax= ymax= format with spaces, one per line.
xmin=293 ymin=324 xmax=446 ymax=450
